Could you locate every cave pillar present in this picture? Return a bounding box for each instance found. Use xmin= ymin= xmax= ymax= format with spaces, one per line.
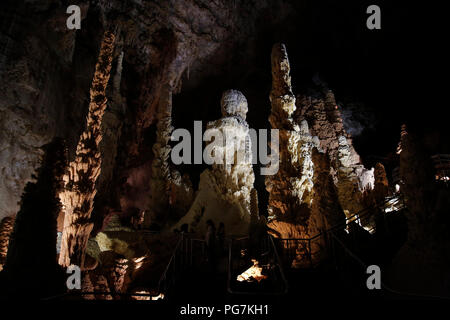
xmin=58 ymin=31 xmax=116 ymax=268
xmin=265 ymin=43 xmax=319 ymax=222
xmin=173 ymin=90 xmax=255 ymax=235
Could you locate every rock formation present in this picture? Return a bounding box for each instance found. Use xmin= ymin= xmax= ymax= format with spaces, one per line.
xmin=145 ymin=85 xmax=194 ymax=228
xmin=386 ymin=125 xmax=450 ymax=295
xmin=0 ymin=216 xmax=15 ymax=271
xmin=174 ymin=90 xmax=255 ymax=235
xmin=373 ymin=162 xmax=389 ymax=203
xmin=0 ymin=2 xmax=87 ymax=222
xmin=2 ymin=138 xmax=67 ymax=298
xmin=335 ymin=135 xmax=372 ymax=220
xmin=296 ymin=88 xmax=375 ymax=221
xmin=58 ymin=31 xmax=116 ymax=268
xmin=265 ymin=44 xmax=320 ymax=227
xmin=398 ymin=125 xmax=437 ymax=244
xmin=264 ymin=44 xmax=346 ymax=266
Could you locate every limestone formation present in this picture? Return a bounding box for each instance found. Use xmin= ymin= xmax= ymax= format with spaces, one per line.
xmin=0 ymin=216 xmax=15 ymax=271
xmin=398 ymin=125 xmax=436 ymax=243
xmin=335 ymin=136 xmax=367 ymax=219
xmin=97 ymin=50 xmax=126 ymax=204
xmin=58 ymin=31 xmax=116 ymax=268
xmin=145 ymin=85 xmax=173 ymax=227
xmin=174 ymin=90 xmax=255 ymax=235
xmin=296 ymin=89 xmax=375 ymax=221
xmin=265 ymin=44 xmax=349 ymax=266
xmin=374 ymin=162 xmax=389 ymax=203
xmin=295 ymin=89 xmax=346 ymax=161
xmin=145 ymin=84 xmax=194 ymax=228
xmin=3 ymin=138 xmax=67 ymax=297
xmin=265 ymin=44 xmax=320 ymax=224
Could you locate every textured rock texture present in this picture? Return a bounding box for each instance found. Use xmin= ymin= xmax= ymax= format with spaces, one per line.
xmin=265 ymin=44 xmax=319 ymax=222
xmin=174 ymin=90 xmax=255 ymax=235
xmin=264 ymin=44 xmax=345 ymax=266
xmin=0 ymin=216 xmax=15 ymax=271
xmin=266 ymin=44 xmax=321 ymax=227
xmin=296 ymin=88 xmax=375 ymax=220
xmin=59 ymin=31 xmax=116 ymax=268
xmin=144 ymin=84 xmax=194 ymax=228
xmin=0 ymin=0 xmax=298 ymax=233
xmin=0 ymin=2 xmax=89 ymax=221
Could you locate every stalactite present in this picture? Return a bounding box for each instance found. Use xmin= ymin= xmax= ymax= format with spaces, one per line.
xmin=58 ymin=31 xmax=116 ymax=268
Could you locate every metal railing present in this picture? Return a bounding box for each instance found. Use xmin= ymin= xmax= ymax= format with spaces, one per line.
xmin=227 ymin=235 xmax=288 ymax=295
xmin=274 ymin=194 xmax=406 ymax=269
xmin=157 ymin=233 xmax=207 ymax=299
xmin=42 ymin=233 xmax=205 ymax=301
xmin=432 ymin=154 xmax=450 ymax=182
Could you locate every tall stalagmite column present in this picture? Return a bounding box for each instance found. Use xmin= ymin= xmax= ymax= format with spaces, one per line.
xmin=173 ymin=90 xmax=255 ymax=235
xmin=145 ymin=84 xmax=194 ymax=228
xmin=58 ymin=31 xmax=116 ymax=268
xmin=144 ymin=85 xmax=173 ymax=227
xmin=265 ymin=43 xmax=319 ymax=221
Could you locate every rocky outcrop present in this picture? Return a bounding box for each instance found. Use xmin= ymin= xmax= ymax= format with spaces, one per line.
xmin=174 ymin=90 xmax=255 ymax=235
xmin=58 ymin=31 xmax=116 ymax=268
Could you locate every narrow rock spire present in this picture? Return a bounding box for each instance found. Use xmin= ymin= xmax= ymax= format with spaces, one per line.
xmin=58 ymin=31 xmax=116 ymax=268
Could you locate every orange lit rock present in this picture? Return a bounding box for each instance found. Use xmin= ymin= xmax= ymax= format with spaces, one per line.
xmin=0 ymin=216 xmax=15 ymax=271
xmin=58 ymin=31 xmax=116 ymax=268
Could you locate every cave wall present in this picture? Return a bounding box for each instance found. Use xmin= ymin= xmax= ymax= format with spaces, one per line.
xmin=0 ymin=0 xmax=301 ymax=226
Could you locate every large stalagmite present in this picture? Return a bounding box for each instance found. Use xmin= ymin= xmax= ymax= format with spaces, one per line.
xmin=174 ymin=90 xmax=255 ymax=235
xmin=296 ymin=88 xmax=375 ymax=221
xmin=145 ymin=85 xmax=194 ymax=228
xmin=265 ymin=43 xmax=319 ymax=223
xmin=58 ymin=31 xmax=116 ymax=268
xmin=265 ymin=44 xmax=346 ymax=266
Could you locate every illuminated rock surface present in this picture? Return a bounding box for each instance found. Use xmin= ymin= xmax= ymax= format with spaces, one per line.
xmin=174 ymin=90 xmax=255 ymax=235
xmin=58 ymin=31 xmax=116 ymax=268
